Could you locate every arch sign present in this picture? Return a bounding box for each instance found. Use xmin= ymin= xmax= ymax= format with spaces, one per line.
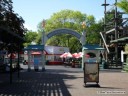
xmin=42 ymin=28 xmax=85 ymax=45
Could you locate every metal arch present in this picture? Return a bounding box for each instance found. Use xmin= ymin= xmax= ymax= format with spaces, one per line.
xmin=46 ymin=28 xmax=81 ymax=39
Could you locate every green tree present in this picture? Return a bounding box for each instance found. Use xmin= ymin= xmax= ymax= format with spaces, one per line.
xmin=0 ymin=0 xmax=26 ymax=51
xmin=117 ymin=0 xmax=128 ymax=13
xmin=24 ymin=31 xmax=38 ymax=47
xmin=86 ymin=23 xmax=103 ymax=44
xmin=86 ymin=15 xmax=96 ymax=26
xmin=37 ymin=10 xmax=85 ymax=52
xmin=37 ymin=9 xmax=101 ymax=52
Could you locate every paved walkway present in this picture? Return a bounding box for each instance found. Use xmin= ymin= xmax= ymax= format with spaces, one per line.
xmin=0 ymin=65 xmax=128 ymax=96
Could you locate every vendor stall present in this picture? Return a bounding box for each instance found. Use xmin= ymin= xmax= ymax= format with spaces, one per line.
xmin=24 ymin=45 xmax=45 ymax=71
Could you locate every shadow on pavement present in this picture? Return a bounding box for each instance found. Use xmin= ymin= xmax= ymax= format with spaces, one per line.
xmin=0 ymin=71 xmax=72 ymax=96
xmin=84 ymin=85 xmax=122 ymax=89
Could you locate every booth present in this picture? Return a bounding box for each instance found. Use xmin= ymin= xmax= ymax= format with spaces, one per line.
xmin=24 ymin=45 xmax=45 ymax=71
xmin=83 ymin=44 xmax=105 ymax=87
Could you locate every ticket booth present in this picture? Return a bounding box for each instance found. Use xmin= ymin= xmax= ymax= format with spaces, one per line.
xmin=83 ymin=44 xmax=105 ymax=87
xmin=24 ymin=45 xmax=45 ymax=71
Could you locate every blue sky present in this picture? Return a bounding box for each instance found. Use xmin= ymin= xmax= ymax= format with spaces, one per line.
xmin=12 ymin=0 xmax=114 ymax=31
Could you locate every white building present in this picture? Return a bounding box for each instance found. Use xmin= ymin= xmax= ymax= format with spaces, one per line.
xmin=23 ymin=46 xmax=69 ymax=65
xmin=44 ymin=46 xmax=69 ymax=65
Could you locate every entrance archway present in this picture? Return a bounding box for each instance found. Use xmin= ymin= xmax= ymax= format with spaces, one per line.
xmin=42 ymin=28 xmax=85 ymax=45
xmin=47 ymin=28 xmax=81 ymax=39
xmin=42 ymin=28 xmax=85 ymax=69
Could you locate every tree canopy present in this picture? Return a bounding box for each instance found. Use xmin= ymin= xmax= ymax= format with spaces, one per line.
xmin=117 ymin=0 xmax=128 ymax=13
xmin=36 ymin=9 xmax=102 ymax=52
xmin=24 ymin=30 xmax=38 ymax=47
xmin=0 ymin=0 xmax=26 ymax=52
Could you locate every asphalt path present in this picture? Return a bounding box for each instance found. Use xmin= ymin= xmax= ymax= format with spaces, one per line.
xmin=0 ymin=64 xmax=128 ymax=96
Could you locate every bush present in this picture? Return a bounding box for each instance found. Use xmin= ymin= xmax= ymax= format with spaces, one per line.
xmin=123 ymin=63 xmax=128 ymax=72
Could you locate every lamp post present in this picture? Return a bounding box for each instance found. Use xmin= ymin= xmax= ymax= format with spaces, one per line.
xmin=42 ymin=20 xmax=46 ymax=71
xmin=81 ymin=21 xmax=86 ymax=69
